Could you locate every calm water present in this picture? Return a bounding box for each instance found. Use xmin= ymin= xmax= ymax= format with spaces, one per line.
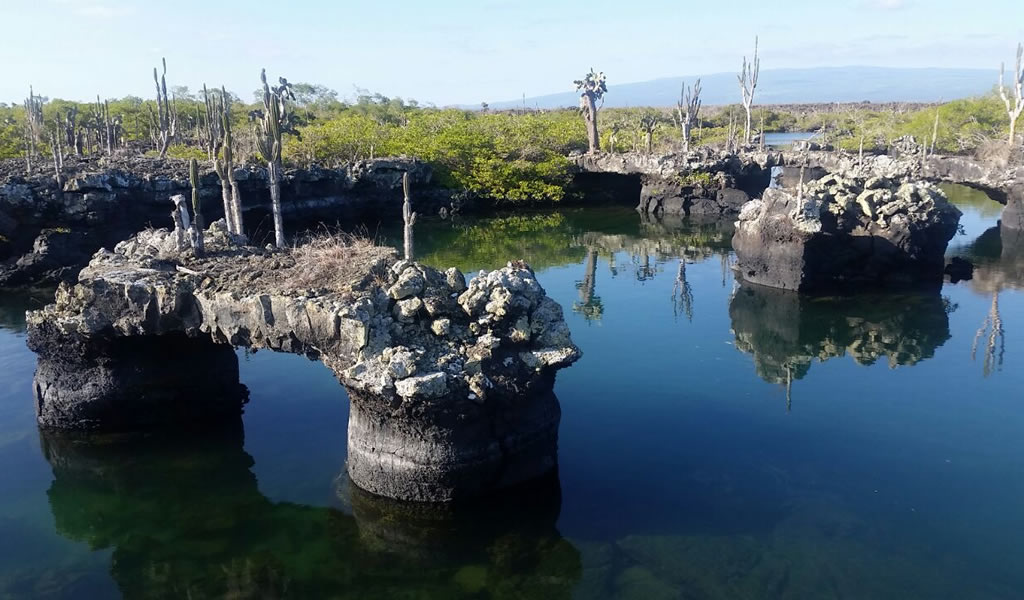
xmin=763 ymin=131 xmax=815 ymax=148
xmin=1 ymin=185 xmax=1023 ymax=598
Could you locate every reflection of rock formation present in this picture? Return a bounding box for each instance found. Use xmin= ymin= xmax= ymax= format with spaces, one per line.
xmin=40 ymin=428 xmax=580 ymax=599
xmin=0 ymin=289 xmax=51 ymax=333
xmin=968 ymin=223 xmax=1024 ymax=294
xmin=729 ymin=284 xmax=951 ymax=390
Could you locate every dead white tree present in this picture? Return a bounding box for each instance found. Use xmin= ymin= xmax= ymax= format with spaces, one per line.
xmin=998 ymin=42 xmax=1023 ymax=147
xmin=674 ymin=79 xmax=702 ymax=154
xmin=737 ymin=37 xmax=760 ymax=145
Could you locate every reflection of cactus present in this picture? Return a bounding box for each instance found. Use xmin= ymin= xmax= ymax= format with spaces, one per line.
xmin=672 ymin=259 xmax=694 ymax=322
xmin=573 ymin=249 xmax=604 ymax=322
xmin=972 ymin=292 xmax=1005 ymax=377
xmin=188 ymin=158 xmax=205 ymax=255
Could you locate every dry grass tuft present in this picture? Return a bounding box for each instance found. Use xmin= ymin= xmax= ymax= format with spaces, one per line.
xmin=286 ymin=232 xmax=394 ymax=293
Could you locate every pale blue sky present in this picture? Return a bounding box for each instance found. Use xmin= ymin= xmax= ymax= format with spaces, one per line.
xmin=3 ymin=0 xmax=1022 ymax=105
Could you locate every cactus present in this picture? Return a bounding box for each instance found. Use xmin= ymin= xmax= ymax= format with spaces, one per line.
xmin=402 ymin=172 xmax=416 ymax=260
xmin=674 ymin=79 xmax=702 ymax=154
xmin=998 ymin=42 xmax=1024 ymax=147
xmin=205 ymin=84 xmax=241 ymax=235
xmin=149 ymin=58 xmax=177 ymax=158
xmin=737 ymin=37 xmax=760 ymax=146
xmin=574 ymin=69 xmax=607 ymax=154
xmin=637 ymin=113 xmax=660 ymax=154
xmin=188 ymin=158 xmax=205 ymax=255
xmin=253 ymin=69 xmax=294 ymax=248
xmin=23 ymin=86 xmax=44 ymax=175
xmin=222 ymin=87 xmax=243 ymax=236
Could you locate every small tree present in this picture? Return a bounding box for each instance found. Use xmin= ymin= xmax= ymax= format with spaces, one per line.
xmin=253 ymin=69 xmax=294 ymax=248
xmin=674 ymin=79 xmax=702 ymax=154
xmin=998 ymin=42 xmax=1023 ymax=147
xmin=574 ymin=69 xmax=607 ymax=154
xmin=737 ymin=37 xmax=760 ymax=145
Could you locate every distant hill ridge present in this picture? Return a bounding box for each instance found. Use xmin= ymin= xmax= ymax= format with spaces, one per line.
xmin=475 ymin=66 xmax=998 ymax=109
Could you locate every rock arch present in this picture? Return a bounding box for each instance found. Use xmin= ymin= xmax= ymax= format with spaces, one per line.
xmin=26 ymin=224 xmax=582 ymax=502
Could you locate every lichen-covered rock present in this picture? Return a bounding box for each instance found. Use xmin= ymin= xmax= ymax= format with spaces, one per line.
xmin=733 ymin=174 xmax=962 ymax=292
xmin=26 ymin=225 xmax=581 ymax=502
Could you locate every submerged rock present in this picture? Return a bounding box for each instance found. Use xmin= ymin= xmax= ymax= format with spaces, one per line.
xmin=26 ymin=222 xmax=582 ymax=502
xmin=733 ymin=174 xmax=962 ymax=292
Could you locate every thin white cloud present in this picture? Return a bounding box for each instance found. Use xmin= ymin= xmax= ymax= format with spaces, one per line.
xmin=52 ymin=0 xmax=134 ymax=18
xmin=860 ymin=0 xmax=911 ymax=9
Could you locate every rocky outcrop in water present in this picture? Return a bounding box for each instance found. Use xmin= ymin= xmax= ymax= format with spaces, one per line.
xmin=26 ymin=222 xmax=581 ymax=501
xmin=778 ymin=150 xmax=1024 ymax=231
xmin=733 ymin=173 xmax=962 ymax=291
xmin=571 ymin=151 xmax=771 ymax=218
xmin=0 ymin=155 xmax=438 ymax=287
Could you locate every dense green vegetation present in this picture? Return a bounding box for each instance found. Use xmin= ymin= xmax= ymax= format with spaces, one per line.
xmin=2 ymin=83 xmax=1021 ymax=204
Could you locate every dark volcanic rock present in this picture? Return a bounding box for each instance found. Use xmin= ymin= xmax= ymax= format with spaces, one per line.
xmin=33 ymin=333 xmax=248 ymax=430
xmin=733 ymin=174 xmax=962 ymax=292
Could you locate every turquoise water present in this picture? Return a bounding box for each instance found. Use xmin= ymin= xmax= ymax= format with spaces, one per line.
xmin=1 ymin=188 xmax=1023 ymax=598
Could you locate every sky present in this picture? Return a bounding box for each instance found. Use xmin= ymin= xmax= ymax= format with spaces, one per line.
xmin=2 ymin=0 xmax=1022 ymax=106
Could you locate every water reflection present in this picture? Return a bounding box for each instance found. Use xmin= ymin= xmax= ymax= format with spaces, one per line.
xmin=956 ymin=223 xmax=1024 ymax=376
xmin=0 ymin=290 xmax=52 ymax=334
xmin=729 ymin=285 xmax=952 ymax=406
xmin=38 ymin=427 xmax=580 ymax=599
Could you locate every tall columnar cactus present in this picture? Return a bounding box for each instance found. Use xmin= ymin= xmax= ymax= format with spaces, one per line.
xmin=23 ymin=86 xmax=44 ymax=175
xmin=737 ymin=37 xmax=760 ymax=146
xmin=204 ymin=85 xmax=237 ymax=235
xmin=254 ymin=69 xmax=294 ymax=248
xmin=213 ymin=87 xmax=243 ymax=236
xmin=188 ymin=158 xmax=205 ymax=255
xmin=998 ymin=42 xmax=1024 ymax=147
xmin=402 ymin=172 xmax=416 ymax=260
xmin=95 ymin=95 xmax=113 ymax=155
xmin=150 ymin=58 xmax=177 ymax=158
xmin=574 ymin=69 xmax=607 ymax=154
xmin=675 ymin=79 xmax=702 ymax=154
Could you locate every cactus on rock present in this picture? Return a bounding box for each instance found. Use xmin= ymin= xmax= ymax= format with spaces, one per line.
xmin=253 ymin=69 xmax=294 ymax=248
xmin=188 ymin=158 xmax=205 ymax=255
